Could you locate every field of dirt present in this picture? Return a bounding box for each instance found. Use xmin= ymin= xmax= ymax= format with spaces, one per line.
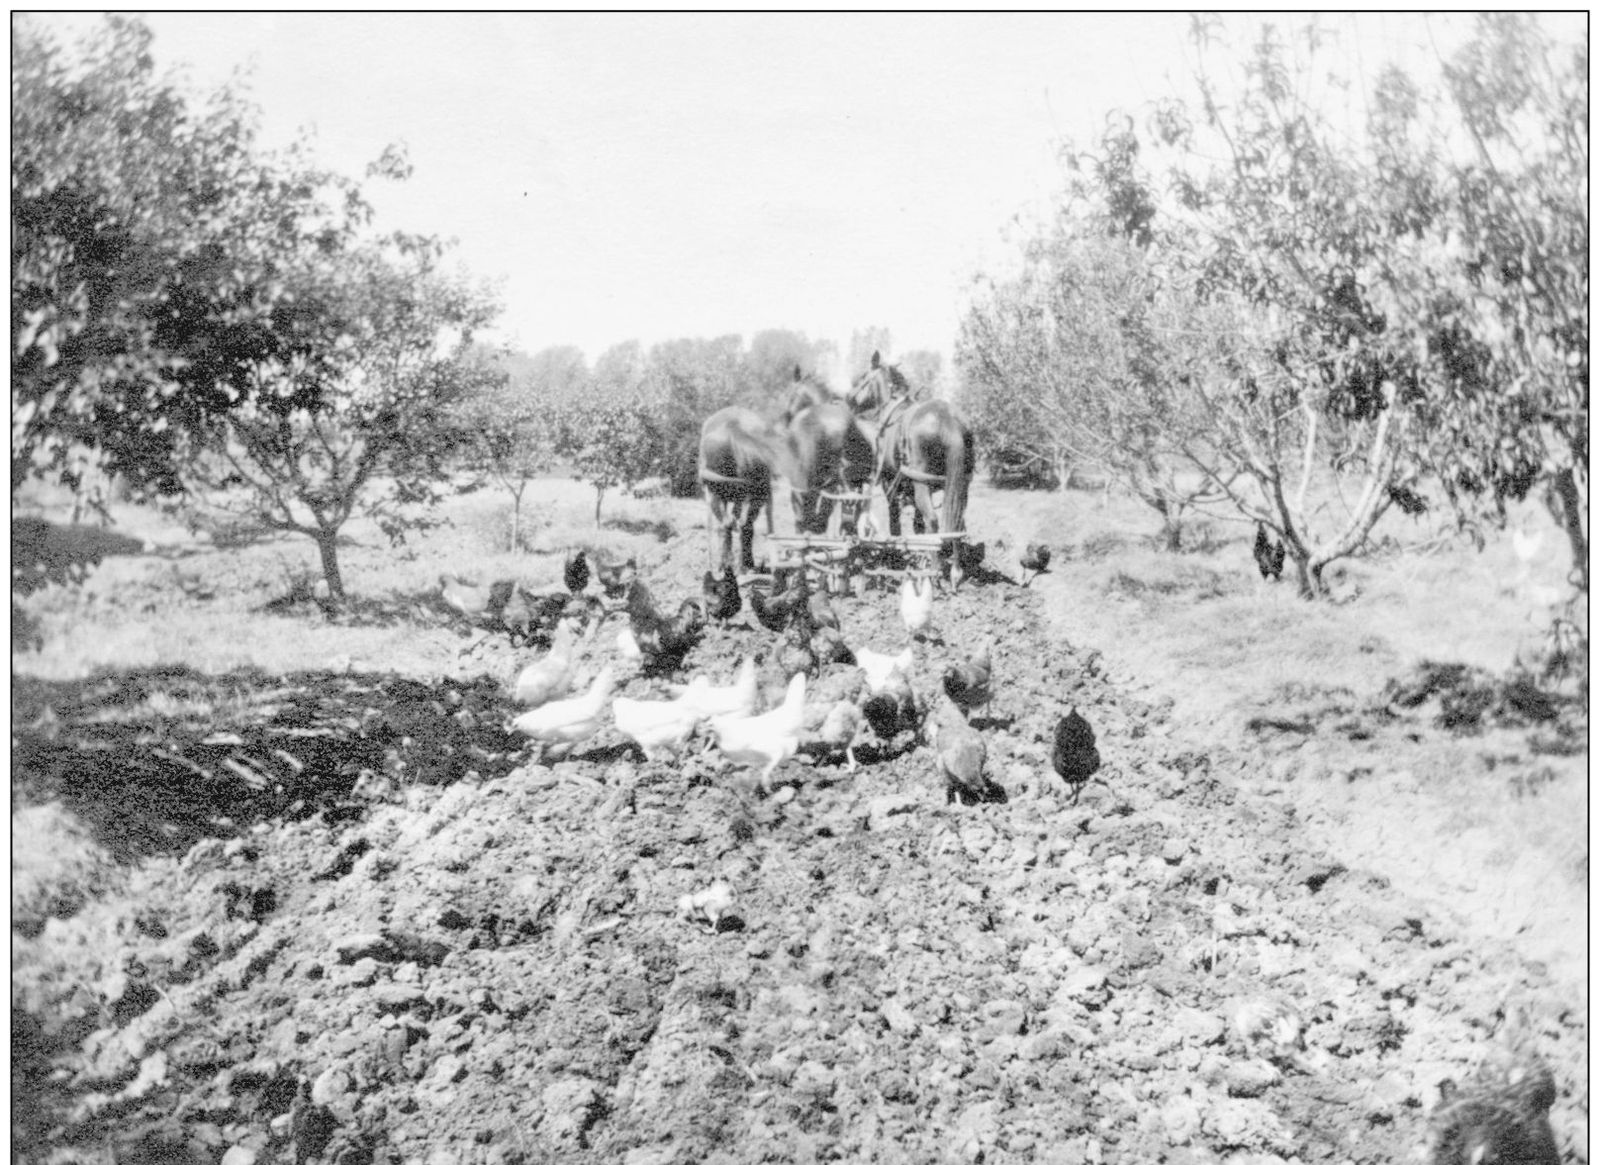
xmin=10 ymin=487 xmax=1587 ymax=1165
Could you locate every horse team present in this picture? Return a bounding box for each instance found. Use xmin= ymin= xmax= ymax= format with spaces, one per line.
xmin=697 ymin=351 xmax=976 ymax=573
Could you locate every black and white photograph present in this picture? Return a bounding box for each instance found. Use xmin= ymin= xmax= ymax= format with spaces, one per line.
xmin=12 ymin=13 xmax=1587 ymax=1163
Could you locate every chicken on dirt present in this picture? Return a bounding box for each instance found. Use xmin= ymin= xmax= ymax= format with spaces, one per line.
xmin=707 ymin=671 xmax=808 ymax=792
xmin=509 ymin=666 xmax=616 ymax=761
xmin=564 ymin=549 xmax=591 ymax=595
xmin=612 ymin=691 xmax=703 ymax=762
xmin=669 ymin=657 xmax=759 ymax=722
xmin=1052 ymin=706 xmax=1103 ymax=803
xmin=1019 ymin=542 xmax=1052 ymax=586
xmin=930 ymin=700 xmax=1002 ymax=805
xmin=900 ymin=571 xmax=936 ymax=641
xmin=942 ymin=644 xmax=993 ymax=723
xmin=512 ymin=621 xmax=578 ymax=708
xmin=702 ymin=565 xmax=742 ymax=623
xmin=799 ymin=667 xmax=867 ymax=772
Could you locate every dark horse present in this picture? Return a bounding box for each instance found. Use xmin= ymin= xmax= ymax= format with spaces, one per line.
xmin=779 ymin=368 xmax=875 ymax=535
xmin=698 ymin=407 xmax=779 ymax=572
xmin=847 ymin=351 xmax=974 ymax=537
xmin=780 ymin=365 xmax=835 ymax=425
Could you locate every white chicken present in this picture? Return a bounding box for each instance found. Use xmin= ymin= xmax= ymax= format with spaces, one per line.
xmin=512 ymin=621 xmax=577 ymax=708
xmin=677 ymin=881 xmax=736 ymax=931
xmin=612 ymin=691 xmax=702 ymax=761
xmin=900 ymin=571 xmax=936 ymax=640
xmin=616 ymin=627 xmax=643 ymax=662
xmin=509 ymin=666 xmax=616 ymax=760
xmin=854 ymin=645 xmax=915 ymax=695
xmin=669 ymin=657 xmax=759 ymax=721
xmin=707 ymin=671 xmax=808 ymax=791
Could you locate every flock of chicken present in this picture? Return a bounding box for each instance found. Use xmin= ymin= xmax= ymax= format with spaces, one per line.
xmin=475 ymin=541 xmax=1104 ymax=808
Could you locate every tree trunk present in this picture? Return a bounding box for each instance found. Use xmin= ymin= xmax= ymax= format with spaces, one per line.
xmin=1549 ymin=465 xmax=1588 ymax=592
xmin=315 ymin=528 xmax=346 ymax=604
xmin=510 ymin=492 xmax=523 ymax=553
xmin=594 ymin=485 xmax=605 ymax=529
xmin=1293 ymin=554 xmax=1328 ymax=600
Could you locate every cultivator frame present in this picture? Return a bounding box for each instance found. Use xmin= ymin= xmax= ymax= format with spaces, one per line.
xmin=764 ymin=528 xmax=967 ymax=595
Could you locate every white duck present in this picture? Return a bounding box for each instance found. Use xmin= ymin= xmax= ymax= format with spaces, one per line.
xmin=510 ymin=666 xmax=616 ymax=760
xmin=707 ymin=671 xmax=808 ymax=791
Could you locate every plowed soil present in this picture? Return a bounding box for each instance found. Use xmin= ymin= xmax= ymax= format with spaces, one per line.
xmin=11 ymin=509 xmax=1587 ymax=1165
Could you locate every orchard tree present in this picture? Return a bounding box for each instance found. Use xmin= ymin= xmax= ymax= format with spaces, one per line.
xmin=1131 ymin=22 xmax=1441 ymax=595
xmin=847 ymin=327 xmax=894 ymax=382
xmin=453 ymin=350 xmax=557 ymax=552
xmin=958 ymin=250 xmax=1087 ymax=490
xmin=520 ymin=345 xmax=591 ymax=406
xmin=958 ymin=222 xmax=1229 ymax=544
xmin=643 ymin=335 xmax=748 ymax=495
xmin=748 ymin=329 xmax=836 ymax=399
xmin=12 ymin=15 xmax=359 ymax=507
xmin=899 ymin=349 xmax=947 ymax=399
xmin=178 ymin=230 xmax=501 ymax=601
xmin=556 ymin=400 xmax=661 ymax=527
xmin=592 ymin=340 xmax=648 ymax=403
xmin=1363 ymin=15 xmax=1587 ymax=590
xmin=1158 ymin=15 xmax=1588 ymax=596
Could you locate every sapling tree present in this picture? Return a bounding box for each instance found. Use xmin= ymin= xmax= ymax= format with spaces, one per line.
xmin=178 ymin=231 xmax=501 ymax=601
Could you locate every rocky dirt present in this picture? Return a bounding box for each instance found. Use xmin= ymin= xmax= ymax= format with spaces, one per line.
xmin=11 ymin=520 xmax=1588 ymax=1165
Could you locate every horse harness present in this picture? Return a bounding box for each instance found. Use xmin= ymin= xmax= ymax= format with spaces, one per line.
xmin=872 ymin=395 xmax=946 ymax=493
xmin=699 ymin=465 xmax=767 ymax=493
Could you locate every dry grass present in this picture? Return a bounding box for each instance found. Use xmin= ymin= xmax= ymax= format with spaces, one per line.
xmin=980 ymin=479 xmax=1587 ymax=991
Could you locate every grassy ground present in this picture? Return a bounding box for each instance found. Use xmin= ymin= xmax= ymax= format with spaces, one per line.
xmin=972 ymin=480 xmax=1588 ymax=994
xmin=13 ymin=472 xmax=1588 ymax=1000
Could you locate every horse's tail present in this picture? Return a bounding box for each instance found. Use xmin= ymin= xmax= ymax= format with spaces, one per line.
xmin=725 ymin=422 xmax=776 ymax=499
xmin=942 ymin=416 xmax=975 ymax=535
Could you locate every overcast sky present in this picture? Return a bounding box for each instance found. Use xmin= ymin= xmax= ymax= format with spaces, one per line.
xmin=32 ymin=12 xmax=1574 ymax=377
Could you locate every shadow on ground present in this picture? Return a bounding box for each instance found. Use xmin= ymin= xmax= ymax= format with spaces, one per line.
xmin=11 ymin=665 xmax=531 ymax=911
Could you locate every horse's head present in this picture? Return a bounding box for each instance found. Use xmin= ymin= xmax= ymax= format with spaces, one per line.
xmin=781 ymin=366 xmax=833 ymax=426
xmin=847 ymin=350 xmax=910 ymax=419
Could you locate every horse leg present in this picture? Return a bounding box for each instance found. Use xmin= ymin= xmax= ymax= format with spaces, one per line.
xmin=912 ymin=481 xmax=937 ymax=535
xmin=706 ymin=491 xmax=720 ymax=571
xmin=740 ymin=497 xmax=759 ymax=572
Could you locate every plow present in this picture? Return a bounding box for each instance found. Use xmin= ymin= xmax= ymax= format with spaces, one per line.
xmin=762 ymin=487 xmax=969 ymax=594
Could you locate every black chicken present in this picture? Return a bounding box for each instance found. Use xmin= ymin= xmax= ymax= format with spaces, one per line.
xmin=861 ymin=670 xmax=921 ymax=745
xmin=596 ymin=556 xmax=638 ymax=599
xmin=806 ymin=588 xmax=839 ymax=633
xmin=564 ymin=550 xmax=591 ymax=595
xmin=1052 ymin=707 xmax=1102 ymax=804
xmin=703 ymin=565 xmax=742 ymax=623
xmin=1253 ymin=524 xmax=1286 ymax=581
xmin=749 ymin=573 xmax=809 ymax=634
xmin=811 ymin=623 xmax=854 ymax=668
xmin=775 ymin=618 xmax=817 ymax=679
xmin=942 ymin=645 xmax=993 ymax=723
xmin=525 ymin=590 xmax=572 ymax=636
xmin=629 ymin=581 xmax=704 ymax=675
xmin=1020 ymin=542 xmax=1052 ymax=587
xmin=1426 ymin=1055 xmax=1560 ymax=1165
